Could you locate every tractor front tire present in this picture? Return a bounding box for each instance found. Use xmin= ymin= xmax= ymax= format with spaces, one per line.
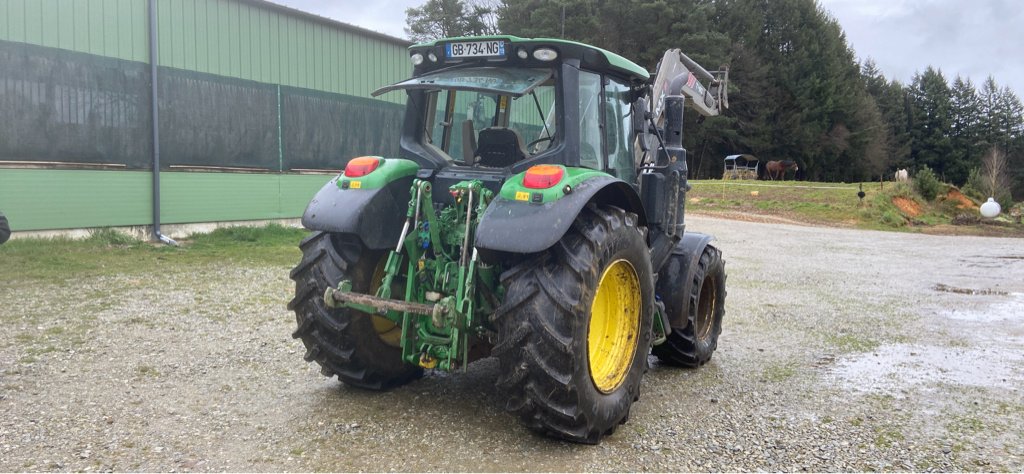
xmin=288 ymin=231 xmax=422 ymax=390
xmin=493 ymin=205 xmax=654 ymax=444
xmin=652 ymin=244 xmax=726 ymax=367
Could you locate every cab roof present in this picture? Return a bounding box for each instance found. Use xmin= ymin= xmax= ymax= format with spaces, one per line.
xmin=410 ymin=35 xmax=650 ymax=83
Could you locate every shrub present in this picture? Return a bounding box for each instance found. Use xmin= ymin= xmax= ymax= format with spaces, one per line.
xmin=965 ymin=166 xmax=1014 ymax=209
xmin=961 ymin=168 xmax=986 ymax=201
xmin=890 ymin=181 xmax=913 ymax=198
xmin=880 ymin=210 xmax=905 ymax=227
xmin=914 ymin=167 xmax=943 ymax=201
xmin=86 ymin=228 xmax=140 ymax=247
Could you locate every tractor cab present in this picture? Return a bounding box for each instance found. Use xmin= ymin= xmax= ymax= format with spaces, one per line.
xmin=372 ymin=36 xmax=650 ymax=193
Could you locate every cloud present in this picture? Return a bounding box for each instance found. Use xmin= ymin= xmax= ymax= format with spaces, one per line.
xmin=264 ymin=0 xmax=421 ymax=39
xmin=821 ymin=0 xmax=1024 ymax=93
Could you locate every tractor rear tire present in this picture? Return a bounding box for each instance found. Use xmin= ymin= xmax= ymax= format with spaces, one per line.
xmin=288 ymin=231 xmax=422 ymax=390
xmin=493 ymin=205 xmax=654 ymax=444
xmin=652 ymin=244 xmax=726 ymax=367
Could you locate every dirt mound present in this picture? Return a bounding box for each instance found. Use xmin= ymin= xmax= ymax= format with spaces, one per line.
xmin=946 ymin=189 xmax=977 ymax=209
xmin=892 ymin=196 xmax=922 ymax=217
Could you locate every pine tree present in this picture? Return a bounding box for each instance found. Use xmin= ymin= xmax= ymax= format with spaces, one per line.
xmin=860 ymin=59 xmax=905 ymax=179
xmin=497 ymin=0 xmax=600 ymax=42
xmin=994 ymin=86 xmax=1024 ymax=153
xmin=861 ymin=60 xmax=912 ymax=176
xmin=908 ymin=67 xmax=953 ymax=179
xmin=948 ymin=76 xmax=982 ymax=184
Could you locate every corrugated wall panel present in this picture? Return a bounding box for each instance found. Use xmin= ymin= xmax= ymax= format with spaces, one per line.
xmin=0 ymin=168 xmax=331 ymax=230
xmin=161 ymin=172 xmax=282 ymax=222
xmin=154 ymin=0 xmax=410 ymax=102
xmin=0 ymin=169 xmax=152 ymax=230
xmin=0 ymin=0 xmax=148 ymax=62
xmin=2 ymin=0 xmax=411 ymax=107
xmin=162 ymin=171 xmax=331 ymax=223
xmin=5 ymin=1 xmax=24 ymax=43
xmin=1 ymin=0 xmax=413 ymax=231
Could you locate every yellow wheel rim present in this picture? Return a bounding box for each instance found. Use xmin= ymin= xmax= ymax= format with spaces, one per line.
xmin=368 ymin=256 xmax=402 ymax=347
xmin=588 ymin=259 xmax=641 ymax=393
xmin=695 ymin=274 xmax=718 ymax=341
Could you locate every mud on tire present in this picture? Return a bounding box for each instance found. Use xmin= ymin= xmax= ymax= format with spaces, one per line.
xmin=492 ymin=205 xmax=654 ymax=444
xmin=288 ymin=232 xmax=421 ymax=390
xmin=652 ymin=244 xmax=726 ymax=367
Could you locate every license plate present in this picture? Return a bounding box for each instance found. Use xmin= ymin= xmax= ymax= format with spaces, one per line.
xmin=445 ymin=40 xmax=505 ymax=59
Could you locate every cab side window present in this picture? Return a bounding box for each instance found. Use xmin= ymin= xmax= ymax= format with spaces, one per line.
xmin=578 ymin=71 xmax=603 ymax=170
xmin=603 ymin=79 xmax=635 ymax=185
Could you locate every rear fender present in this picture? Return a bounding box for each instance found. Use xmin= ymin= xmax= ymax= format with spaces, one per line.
xmin=475 ymin=171 xmax=646 ymax=255
xmin=301 ymin=158 xmax=418 ymax=250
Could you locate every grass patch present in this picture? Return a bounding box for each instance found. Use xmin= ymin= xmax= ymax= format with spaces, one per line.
xmin=687 ymin=179 xmax=1023 ymax=235
xmin=14 ymin=333 xmax=36 ymax=343
xmin=691 ymin=180 xmax=863 ymax=224
xmin=761 ymin=361 xmax=798 ymax=382
xmin=946 ymin=414 xmax=985 ymax=435
xmin=0 ymin=224 xmax=306 ymax=285
xmin=995 ymin=401 xmax=1024 ymax=417
xmin=183 ymin=224 xmax=306 ymax=265
xmin=87 ymin=228 xmax=143 ymax=247
xmin=873 ymin=426 xmax=905 ymax=448
xmin=826 ymin=333 xmax=880 ymax=352
xmin=189 ymin=223 xmax=301 ymax=247
xmin=25 ymin=345 xmax=58 ymax=356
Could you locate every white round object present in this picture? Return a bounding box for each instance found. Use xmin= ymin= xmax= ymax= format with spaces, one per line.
xmin=980 ymin=197 xmax=1001 ymax=218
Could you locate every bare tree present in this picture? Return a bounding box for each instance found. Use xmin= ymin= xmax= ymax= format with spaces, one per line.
xmin=981 ymin=147 xmax=1011 ymax=198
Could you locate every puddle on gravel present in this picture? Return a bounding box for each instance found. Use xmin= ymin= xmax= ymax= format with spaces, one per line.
xmin=834 ymin=295 xmax=1024 ymax=394
xmin=942 ymin=292 xmax=1024 ymax=323
xmin=833 ymin=343 xmax=1024 ymax=394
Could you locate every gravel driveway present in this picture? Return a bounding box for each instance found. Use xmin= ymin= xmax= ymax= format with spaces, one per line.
xmin=2 ymin=216 xmax=1022 ymax=471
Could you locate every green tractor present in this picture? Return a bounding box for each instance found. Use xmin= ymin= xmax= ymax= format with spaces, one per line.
xmin=288 ymin=36 xmax=729 ymax=444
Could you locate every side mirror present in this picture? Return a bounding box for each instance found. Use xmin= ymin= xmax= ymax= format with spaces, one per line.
xmin=631 ymin=100 xmax=648 ymax=135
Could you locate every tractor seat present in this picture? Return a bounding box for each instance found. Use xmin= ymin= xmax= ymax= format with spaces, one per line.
xmin=475 ymin=127 xmax=528 ymax=168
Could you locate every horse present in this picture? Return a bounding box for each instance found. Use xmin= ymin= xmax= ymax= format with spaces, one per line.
xmin=895 ymin=168 xmax=908 ymax=182
xmin=765 ymin=160 xmax=799 ymax=180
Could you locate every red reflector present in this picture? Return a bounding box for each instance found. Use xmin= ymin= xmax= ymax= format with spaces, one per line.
xmin=344 ymin=157 xmax=381 ymax=177
xmin=523 ymin=165 xmax=565 ymax=189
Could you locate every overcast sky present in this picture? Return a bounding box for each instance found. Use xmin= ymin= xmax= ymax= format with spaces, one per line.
xmin=269 ymin=0 xmax=1024 ymax=94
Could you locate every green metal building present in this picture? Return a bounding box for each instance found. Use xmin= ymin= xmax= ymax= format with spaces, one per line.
xmin=0 ymin=0 xmax=412 ymax=234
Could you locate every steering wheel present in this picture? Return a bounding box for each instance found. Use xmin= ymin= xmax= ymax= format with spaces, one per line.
xmin=527 ymin=136 xmax=554 ymax=154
